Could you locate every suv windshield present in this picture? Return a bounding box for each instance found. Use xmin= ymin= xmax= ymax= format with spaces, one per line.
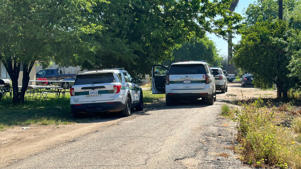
xmin=75 ymin=73 xmax=115 ymax=85
xmin=169 ymin=64 xmax=206 ymax=75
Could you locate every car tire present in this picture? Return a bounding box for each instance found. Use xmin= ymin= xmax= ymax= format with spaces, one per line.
xmin=121 ymin=96 xmax=132 ymax=116
xmin=214 ymin=92 xmax=217 ymax=101
xmin=205 ymin=95 xmax=214 ymax=105
xmin=166 ymin=95 xmax=174 ymax=106
xmin=135 ymin=90 xmax=144 ymax=111
xmin=72 ymin=110 xmax=84 ymax=118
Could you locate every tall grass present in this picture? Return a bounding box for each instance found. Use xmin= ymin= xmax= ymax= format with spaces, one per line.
xmin=237 ymin=102 xmax=301 ymax=168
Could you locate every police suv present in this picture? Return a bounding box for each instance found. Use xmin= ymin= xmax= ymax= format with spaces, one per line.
xmin=70 ymin=69 xmax=143 ymax=117
xmin=152 ymin=61 xmax=216 ymax=105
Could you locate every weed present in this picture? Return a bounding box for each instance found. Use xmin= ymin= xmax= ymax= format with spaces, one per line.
xmin=221 ymin=104 xmax=230 ymax=115
xmin=221 ymin=104 xmax=235 ymax=119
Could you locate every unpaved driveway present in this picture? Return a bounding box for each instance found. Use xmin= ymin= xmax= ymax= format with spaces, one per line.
xmin=1 ymin=83 xmax=275 ymax=168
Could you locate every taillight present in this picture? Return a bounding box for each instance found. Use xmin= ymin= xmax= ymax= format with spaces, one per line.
xmin=205 ymin=75 xmax=210 ymax=84
xmin=70 ymin=88 xmax=75 ymax=96
xmin=114 ymin=85 xmax=121 ymax=93
xmin=166 ymin=75 xmax=170 ymax=85
xmin=219 ymin=75 xmax=223 ymax=80
xmin=244 ymin=77 xmax=247 ymax=81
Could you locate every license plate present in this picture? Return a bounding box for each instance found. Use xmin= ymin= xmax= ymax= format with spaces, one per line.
xmin=89 ymin=90 xmax=98 ymax=96
xmin=183 ymin=80 xmax=191 ymax=84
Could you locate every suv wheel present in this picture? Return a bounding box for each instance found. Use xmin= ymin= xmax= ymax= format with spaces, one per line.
xmin=121 ymin=96 xmax=132 ymax=116
xmin=205 ymin=95 xmax=214 ymax=105
xmin=166 ymin=95 xmax=173 ymax=106
xmin=72 ymin=109 xmax=84 ymax=118
xmin=135 ymin=90 xmax=144 ymax=111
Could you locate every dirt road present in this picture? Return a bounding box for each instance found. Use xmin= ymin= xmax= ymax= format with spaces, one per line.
xmin=1 ymin=83 xmax=276 ymax=168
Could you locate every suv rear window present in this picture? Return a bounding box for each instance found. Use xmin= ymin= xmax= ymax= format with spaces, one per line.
xmin=75 ymin=73 xmax=115 ymax=85
xmin=169 ymin=64 xmax=206 ymax=75
xmin=211 ymin=69 xmax=221 ymax=76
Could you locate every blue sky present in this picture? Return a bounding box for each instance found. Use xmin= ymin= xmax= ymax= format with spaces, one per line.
xmin=207 ymin=0 xmax=255 ymax=58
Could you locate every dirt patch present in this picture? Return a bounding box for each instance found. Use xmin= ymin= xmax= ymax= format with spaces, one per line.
xmin=218 ymin=83 xmax=277 ymax=102
xmin=0 ymin=119 xmax=123 ymax=168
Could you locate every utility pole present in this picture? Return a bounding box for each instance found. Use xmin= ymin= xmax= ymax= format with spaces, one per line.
xmin=278 ymin=0 xmax=283 ymax=20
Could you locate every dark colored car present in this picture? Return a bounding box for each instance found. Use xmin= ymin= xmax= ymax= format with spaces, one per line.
xmin=241 ymin=74 xmax=253 ymax=87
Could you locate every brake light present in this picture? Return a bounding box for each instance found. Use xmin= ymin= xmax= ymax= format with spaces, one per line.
xmin=219 ymin=75 xmax=223 ymax=80
xmin=166 ymin=75 xmax=170 ymax=85
xmin=70 ymin=88 xmax=75 ymax=96
xmin=205 ymin=75 xmax=210 ymax=84
xmin=114 ymin=85 xmax=121 ymax=93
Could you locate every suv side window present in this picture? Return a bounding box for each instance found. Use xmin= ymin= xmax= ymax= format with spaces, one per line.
xmin=123 ymin=72 xmax=132 ymax=82
xmin=116 ymin=73 xmax=122 ymax=82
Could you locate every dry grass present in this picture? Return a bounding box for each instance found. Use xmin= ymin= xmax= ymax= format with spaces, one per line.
xmin=236 ymin=101 xmax=301 ymax=169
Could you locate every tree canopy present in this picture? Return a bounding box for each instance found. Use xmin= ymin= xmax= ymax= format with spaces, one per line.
xmin=0 ymin=0 xmax=85 ymax=103
xmin=172 ymin=37 xmax=222 ymax=67
xmin=75 ymin=0 xmax=241 ymax=76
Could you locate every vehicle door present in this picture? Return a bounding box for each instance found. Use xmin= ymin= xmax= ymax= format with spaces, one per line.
xmin=152 ymin=65 xmax=169 ymax=94
xmin=122 ymin=71 xmax=140 ymax=103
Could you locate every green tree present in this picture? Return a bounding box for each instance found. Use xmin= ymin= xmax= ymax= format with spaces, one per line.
xmin=0 ymin=0 xmax=84 ymax=103
xmin=233 ymin=21 xmax=292 ymax=98
xmin=245 ymin=0 xmax=297 ymax=25
xmin=288 ymin=31 xmax=301 ymax=84
xmin=172 ymin=37 xmax=222 ymax=66
xmin=77 ymin=0 xmax=242 ymax=76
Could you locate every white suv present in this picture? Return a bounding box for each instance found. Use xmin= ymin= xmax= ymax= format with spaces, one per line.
xmin=210 ymin=67 xmax=228 ymax=93
xmin=152 ymin=61 xmax=216 ymax=105
xmin=70 ymin=69 xmax=143 ymax=117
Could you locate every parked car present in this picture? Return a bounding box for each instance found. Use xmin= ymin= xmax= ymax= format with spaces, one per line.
xmin=226 ymin=74 xmax=236 ymax=82
xmin=0 ymin=79 xmax=11 ymax=100
xmin=241 ymin=73 xmax=254 ymax=87
xmin=210 ymin=67 xmax=228 ymax=93
xmin=36 ymin=69 xmax=76 ymax=88
xmin=70 ymin=69 xmax=143 ymax=117
xmin=152 ymin=61 xmax=216 ymax=105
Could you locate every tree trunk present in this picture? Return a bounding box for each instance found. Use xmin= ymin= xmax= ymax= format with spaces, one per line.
xmin=20 ymin=61 xmax=35 ymax=103
xmin=278 ymin=0 xmax=283 ymax=20
xmin=2 ymin=58 xmax=35 ymax=104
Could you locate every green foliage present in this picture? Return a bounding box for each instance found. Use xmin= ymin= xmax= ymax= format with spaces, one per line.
xmin=233 ymin=21 xmax=293 ymax=98
xmin=171 ymin=37 xmax=222 ymax=66
xmin=0 ymin=0 xmax=86 ymax=103
xmin=245 ymin=0 xmax=298 ymax=25
xmin=77 ymin=0 xmax=242 ymax=76
xmin=288 ymin=31 xmax=301 ymax=86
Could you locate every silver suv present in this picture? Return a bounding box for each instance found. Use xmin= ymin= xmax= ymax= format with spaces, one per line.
xmin=70 ymin=69 xmax=143 ymax=117
xmin=152 ymin=61 xmax=216 ymax=105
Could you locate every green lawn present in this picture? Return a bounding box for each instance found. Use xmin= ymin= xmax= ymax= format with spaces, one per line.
xmin=0 ymin=90 xmax=164 ymax=130
xmin=143 ymin=90 xmax=165 ymax=104
xmin=0 ymin=94 xmax=74 ymax=131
